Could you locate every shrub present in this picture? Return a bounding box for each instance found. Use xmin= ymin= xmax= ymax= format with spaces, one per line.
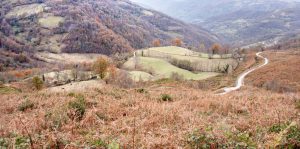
xmin=295 ymin=100 xmax=300 ymax=110
xmin=285 ymin=126 xmax=300 ymax=146
xmin=15 ymin=136 xmax=29 ymax=149
xmin=269 ymin=123 xmax=288 ymax=133
xmin=170 ymin=59 xmax=194 ymax=71
xmin=224 ymin=131 xmax=257 ymax=148
xmin=0 ymin=86 xmax=20 ymax=94
xmin=32 ymin=76 xmax=43 ymax=90
xmin=91 ymin=139 xmax=107 ymax=148
xmin=210 ymin=43 xmax=222 ymax=54
xmin=0 ymin=137 xmax=9 ymax=148
xmin=152 ymin=39 xmax=161 ymax=47
xmin=186 ymin=129 xmax=217 ymax=149
xmin=136 ymin=88 xmax=147 ymax=93
xmin=170 ymin=72 xmax=184 ymax=81
xmin=111 ymin=53 xmax=131 ymax=68
xmin=106 ymin=70 xmax=135 ymax=89
xmin=90 ymin=139 xmax=119 ymax=149
xmin=14 ymin=54 xmax=29 ymax=63
xmin=93 ymin=57 xmax=110 ymax=79
xmin=234 ymin=132 xmax=256 ymax=148
xmin=0 ymin=80 xmax=3 ymax=87
xmin=172 ymin=38 xmax=183 ymax=47
xmin=161 ymin=94 xmax=172 ymax=102
xmin=68 ymin=94 xmax=86 ymax=121
xmin=0 ymin=74 xmax=5 ymax=84
xmin=107 ymin=140 xmax=120 ymax=149
xmin=278 ymin=125 xmax=300 ymax=148
xmin=45 ymin=108 xmax=69 ymax=129
xmin=18 ymin=99 xmax=34 ymax=111
xmin=95 ymin=112 xmax=109 ymax=121
xmin=67 ymin=92 xmax=76 ymax=97
xmin=0 ymin=64 xmax=4 ymax=72
xmin=263 ymin=80 xmax=294 ymax=93
xmin=189 ymin=81 xmax=211 ymax=90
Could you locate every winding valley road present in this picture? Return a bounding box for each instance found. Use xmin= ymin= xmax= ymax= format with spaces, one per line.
xmin=219 ymin=52 xmax=269 ymax=95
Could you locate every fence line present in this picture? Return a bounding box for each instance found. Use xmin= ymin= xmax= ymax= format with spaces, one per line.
xmin=137 ymin=49 xmax=233 ymax=59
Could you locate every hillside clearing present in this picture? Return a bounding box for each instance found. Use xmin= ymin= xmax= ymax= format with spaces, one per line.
xmin=5 ymin=4 xmax=45 ymax=18
xmin=123 ymin=57 xmax=219 ymax=80
xmin=34 ymin=52 xmax=104 ymax=64
xmin=144 ymin=46 xmax=197 ymax=55
xmin=137 ymin=46 xmax=233 ymax=58
xmin=134 ymin=46 xmax=237 ymax=72
xmin=39 ymin=16 xmax=64 ymax=29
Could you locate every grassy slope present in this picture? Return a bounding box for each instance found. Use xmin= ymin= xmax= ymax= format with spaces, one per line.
xmin=136 ymin=46 xmax=237 ymax=72
xmin=146 ymin=46 xmax=197 ymax=55
xmin=39 ymin=16 xmax=64 ymax=29
xmin=138 ymin=46 xmax=232 ymax=58
xmin=0 ymin=86 xmax=21 ymax=94
xmin=129 ymin=71 xmax=154 ymax=81
xmin=5 ymin=4 xmax=44 ymax=18
xmin=124 ymin=57 xmax=219 ymax=80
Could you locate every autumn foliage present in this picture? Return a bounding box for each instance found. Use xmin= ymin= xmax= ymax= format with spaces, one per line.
xmin=152 ymin=39 xmax=161 ymax=47
xmin=172 ymin=38 xmax=183 ymax=47
xmin=211 ymin=43 xmax=222 ymax=54
xmin=93 ymin=57 xmax=110 ymax=79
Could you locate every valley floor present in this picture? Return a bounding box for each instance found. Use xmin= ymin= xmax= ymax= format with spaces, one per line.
xmin=0 ymin=50 xmax=299 ymax=148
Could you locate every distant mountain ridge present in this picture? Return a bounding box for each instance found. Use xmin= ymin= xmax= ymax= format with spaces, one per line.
xmin=132 ymin=0 xmax=300 ymax=46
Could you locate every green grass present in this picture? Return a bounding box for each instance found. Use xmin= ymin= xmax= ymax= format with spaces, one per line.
xmin=0 ymin=86 xmax=21 ymax=94
xmin=124 ymin=57 xmax=219 ymax=80
xmin=5 ymin=4 xmax=44 ymax=18
xmin=148 ymin=46 xmax=196 ymax=55
xmin=137 ymin=46 xmax=232 ymax=59
xmin=135 ymin=46 xmax=237 ymax=72
xmin=39 ymin=16 xmax=64 ymax=29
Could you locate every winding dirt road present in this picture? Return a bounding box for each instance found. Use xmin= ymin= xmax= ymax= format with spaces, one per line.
xmin=219 ymin=52 xmax=269 ymax=95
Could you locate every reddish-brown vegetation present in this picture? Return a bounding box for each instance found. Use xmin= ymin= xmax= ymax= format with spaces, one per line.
xmin=211 ymin=43 xmax=222 ymax=54
xmin=172 ymin=38 xmax=183 ymax=47
xmin=152 ymin=39 xmax=161 ymax=47
xmin=0 ymin=84 xmax=298 ymax=148
xmin=247 ymin=49 xmax=300 ymax=92
xmin=93 ymin=57 xmax=110 ymax=79
xmin=0 ymin=0 xmax=219 ymax=58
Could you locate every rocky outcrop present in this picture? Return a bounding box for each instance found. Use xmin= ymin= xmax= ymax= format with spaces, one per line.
xmin=42 ymin=70 xmax=98 ymax=86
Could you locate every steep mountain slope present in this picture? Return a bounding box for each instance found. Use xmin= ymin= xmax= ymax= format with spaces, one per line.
xmin=132 ymin=0 xmax=300 ymax=23
xmin=0 ymin=0 xmax=219 ymax=58
xmin=132 ymin=0 xmax=300 ymax=46
xmin=202 ymin=3 xmax=300 ymax=46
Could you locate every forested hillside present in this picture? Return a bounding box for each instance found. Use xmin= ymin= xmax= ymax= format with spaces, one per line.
xmin=0 ymin=0 xmax=219 ymax=57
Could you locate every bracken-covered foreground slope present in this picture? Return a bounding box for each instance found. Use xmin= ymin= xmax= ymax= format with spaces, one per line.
xmin=0 ymin=0 xmax=219 ymax=56
xmin=0 ymin=84 xmax=299 ymax=148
